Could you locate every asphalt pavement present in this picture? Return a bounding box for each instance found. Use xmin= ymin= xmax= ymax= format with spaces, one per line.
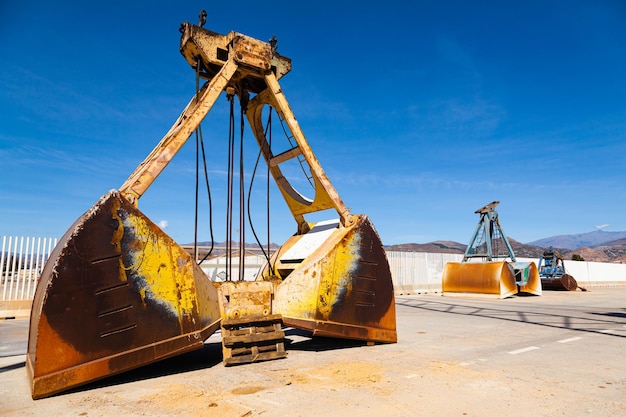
xmin=1 ymin=287 xmax=625 ymax=416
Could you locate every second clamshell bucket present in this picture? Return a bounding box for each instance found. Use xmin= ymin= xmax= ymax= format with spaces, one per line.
xmin=443 ymin=201 xmax=542 ymax=299
xmin=442 ymin=261 xmax=541 ymax=298
xmin=442 ymin=261 xmax=519 ymax=298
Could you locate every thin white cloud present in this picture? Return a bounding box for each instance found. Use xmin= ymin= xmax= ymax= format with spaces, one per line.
xmin=1 ymin=143 xmax=127 ymax=175
xmin=0 ymin=65 xmax=126 ymax=124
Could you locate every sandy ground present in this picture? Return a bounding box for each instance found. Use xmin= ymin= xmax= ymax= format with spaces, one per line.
xmin=1 ymin=288 xmax=625 ymax=416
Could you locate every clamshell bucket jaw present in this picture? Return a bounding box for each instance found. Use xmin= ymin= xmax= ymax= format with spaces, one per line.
xmin=264 ymin=216 xmax=397 ymax=343
xmin=27 ymin=190 xmax=221 ymax=399
xmin=442 ymin=261 xmax=519 ymax=298
xmin=442 ymin=201 xmax=541 ymax=298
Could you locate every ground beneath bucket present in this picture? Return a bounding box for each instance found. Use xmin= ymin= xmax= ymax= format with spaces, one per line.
xmin=1 ymin=287 xmax=625 ymax=417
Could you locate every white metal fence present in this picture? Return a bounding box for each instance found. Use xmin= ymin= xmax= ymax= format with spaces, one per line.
xmin=1 ymin=236 xmax=57 ymax=301
xmin=386 ymin=251 xmax=463 ymax=294
xmin=1 ymin=234 xmax=625 ymax=305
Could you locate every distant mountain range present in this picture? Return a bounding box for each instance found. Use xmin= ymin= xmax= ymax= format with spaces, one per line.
xmin=185 ymin=231 xmax=626 ymax=263
xmin=182 ymin=241 xmax=279 ymax=255
xmin=527 ymin=230 xmax=626 ymax=250
xmin=385 ymin=231 xmax=626 ymax=263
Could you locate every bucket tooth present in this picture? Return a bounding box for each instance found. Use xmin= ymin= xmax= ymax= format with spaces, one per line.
xmin=27 ymin=190 xmax=221 ymax=399
xmin=266 ymin=216 xmax=397 ymax=343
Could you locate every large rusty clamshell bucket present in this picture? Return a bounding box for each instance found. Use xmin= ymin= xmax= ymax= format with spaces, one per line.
xmin=27 ymin=22 xmax=397 ymax=400
xmin=27 ymin=190 xmax=221 ymax=399
xmin=265 ymin=216 xmax=397 ymax=343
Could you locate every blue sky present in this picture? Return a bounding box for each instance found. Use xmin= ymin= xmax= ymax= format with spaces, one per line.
xmin=1 ymin=1 xmax=625 ymax=246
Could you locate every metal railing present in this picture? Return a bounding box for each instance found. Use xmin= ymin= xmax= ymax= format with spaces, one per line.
xmin=1 ymin=236 xmax=58 ymax=301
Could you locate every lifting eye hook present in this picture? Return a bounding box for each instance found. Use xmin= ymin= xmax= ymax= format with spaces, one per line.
xmin=269 ymin=35 xmax=278 ymax=53
xmin=198 ymin=10 xmax=207 ymax=27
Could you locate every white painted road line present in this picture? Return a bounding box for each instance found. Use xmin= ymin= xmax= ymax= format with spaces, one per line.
xmin=599 ymin=329 xmax=616 ymax=334
xmin=508 ymin=346 xmax=540 ymax=355
xmin=406 ymin=374 xmax=419 ymax=379
xmin=557 ymin=337 xmax=582 ymax=343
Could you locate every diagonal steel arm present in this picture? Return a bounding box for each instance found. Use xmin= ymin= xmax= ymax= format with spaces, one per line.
xmin=120 ymin=58 xmax=239 ymax=205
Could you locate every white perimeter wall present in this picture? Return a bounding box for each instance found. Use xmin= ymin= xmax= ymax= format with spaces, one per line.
xmin=200 ymin=252 xmax=626 ymax=294
xmin=388 ymin=252 xmax=626 ymax=294
xmin=517 ymin=257 xmax=626 ymax=288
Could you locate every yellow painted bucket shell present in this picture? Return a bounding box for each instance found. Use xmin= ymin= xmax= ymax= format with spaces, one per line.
xmin=265 ymin=215 xmax=397 ymax=343
xmin=442 ymin=261 xmax=519 ymax=298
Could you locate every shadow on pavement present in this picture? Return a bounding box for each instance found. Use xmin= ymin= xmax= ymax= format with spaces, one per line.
xmin=61 ymin=340 xmax=224 ymax=397
xmin=397 ymin=298 xmax=626 ymax=338
xmin=284 ymin=327 xmax=367 ymax=352
xmin=0 ymin=360 xmax=25 ymax=374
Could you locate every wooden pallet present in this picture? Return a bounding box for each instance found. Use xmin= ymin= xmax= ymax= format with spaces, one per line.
xmin=221 ymin=314 xmax=287 ymax=366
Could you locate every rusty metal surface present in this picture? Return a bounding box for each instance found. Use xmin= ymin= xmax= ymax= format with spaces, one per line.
xmin=542 ymin=274 xmax=578 ymax=291
xmin=442 ymin=261 xmax=519 ymax=298
xmin=221 ymin=314 xmax=286 ymax=366
xmin=179 ymin=23 xmax=292 ymax=86
xmin=27 ymin=191 xmax=221 ymax=399
xmin=266 ymin=215 xmax=397 ymax=343
xmin=217 ymin=281 xmax=274 ymax=320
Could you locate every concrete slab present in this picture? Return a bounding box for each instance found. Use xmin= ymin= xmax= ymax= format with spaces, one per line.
xmin=1 ymin=288 xmax=625 ymax=416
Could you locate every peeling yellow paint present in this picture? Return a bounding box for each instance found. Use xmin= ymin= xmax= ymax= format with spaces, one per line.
xmin=109 ymin=197 xmax=128 ymax=283
xmin=273 ymin=225 xmax=361 ymax=321
xmin=317 ymin=231 xmax=358 ymax=318
xmin=123 ymin=211 xmax=197 ymax=320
